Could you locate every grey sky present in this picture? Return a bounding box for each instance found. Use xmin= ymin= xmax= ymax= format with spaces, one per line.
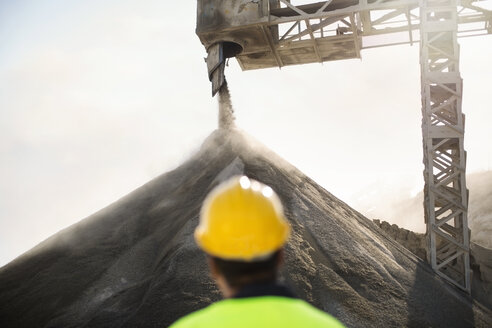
xmin=1 ymin=1 xmax=491 ymax=267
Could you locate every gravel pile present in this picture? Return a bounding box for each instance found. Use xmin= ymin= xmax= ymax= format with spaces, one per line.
xmin=1 ymin=129 xmax=491 ymax=327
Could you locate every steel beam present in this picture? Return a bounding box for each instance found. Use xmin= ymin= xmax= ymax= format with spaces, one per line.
xmin=196 ymin=0 xmax=492 ymax=292
xmin=420 ymin=0 xmax=470 ymax=293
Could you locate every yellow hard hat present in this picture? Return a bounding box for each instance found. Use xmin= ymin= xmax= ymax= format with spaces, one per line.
xmin=195 ymin=176 xmax=290 ymax=261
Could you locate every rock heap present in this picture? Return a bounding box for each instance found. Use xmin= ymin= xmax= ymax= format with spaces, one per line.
xmin=1 ymin=129 xmax=491 ymax=327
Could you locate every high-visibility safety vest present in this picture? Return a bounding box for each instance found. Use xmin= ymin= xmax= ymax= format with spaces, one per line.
xmin=169 ymin=296 xmax=345 ymax=328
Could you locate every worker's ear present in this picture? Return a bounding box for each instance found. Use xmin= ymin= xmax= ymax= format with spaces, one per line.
xmin=207 ymin=256 xmax=219 ymax=278
xmin=207 ymin=256 xmax=235 ymax=298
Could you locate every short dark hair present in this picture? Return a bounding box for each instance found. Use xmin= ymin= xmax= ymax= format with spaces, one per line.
xmin=211 ymin=250 xmax=281 ymax=288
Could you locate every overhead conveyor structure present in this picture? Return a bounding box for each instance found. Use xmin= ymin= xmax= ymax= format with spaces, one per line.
xmin=196 ymin=0 xmax=492 ymax=293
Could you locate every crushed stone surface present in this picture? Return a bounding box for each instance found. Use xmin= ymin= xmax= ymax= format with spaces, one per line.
xmin=0 ymin=129 xmax=491 ymax=328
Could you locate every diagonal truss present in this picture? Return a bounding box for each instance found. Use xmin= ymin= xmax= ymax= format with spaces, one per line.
xmin=234 ymin=0 xmax=491 ymax=70
xmin=420 ymin=0 xmax=470 ymax=292
xmin=242 ymin=0 xmax=489 ymax=294
xmin=197 ymin=0 xmax=491 ymax=293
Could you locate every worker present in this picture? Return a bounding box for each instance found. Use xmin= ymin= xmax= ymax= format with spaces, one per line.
xmin=169 ymin=175 xmax=345 ymax=328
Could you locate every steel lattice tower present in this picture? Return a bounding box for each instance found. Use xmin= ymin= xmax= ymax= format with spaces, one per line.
xmin=420 ymin=0 xmax=470 ymax=292
xmin=196 ymin=0 xmax=491 ymax=293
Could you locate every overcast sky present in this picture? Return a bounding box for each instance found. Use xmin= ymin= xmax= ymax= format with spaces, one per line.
xmin=1 ymin=0 xmax=491 ymax=267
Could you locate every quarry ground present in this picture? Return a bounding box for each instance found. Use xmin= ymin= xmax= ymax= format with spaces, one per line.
xmin=0 ymin=128 xmax=491 ymax=327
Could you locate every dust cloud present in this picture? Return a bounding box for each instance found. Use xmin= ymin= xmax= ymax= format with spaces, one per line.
xmin=468 ymin=171 xmax=492 ymax=249
xmin=354 ymin=170 xmax=492 ymax=250
xmin=471 ymin=214 xmax=492 ymax=249
xmin=350 ymin=181 xmax=425 ymax=233
xmin=2 ymin=128 xmax=490 ymax=327
xmin=218 ymin=80 xmax=235 ymax=129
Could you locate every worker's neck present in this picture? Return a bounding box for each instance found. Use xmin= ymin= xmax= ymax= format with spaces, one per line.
xmin=215 ymin=275 xmax=238 ymax=298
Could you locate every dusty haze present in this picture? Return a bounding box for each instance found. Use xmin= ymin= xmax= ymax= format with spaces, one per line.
xmin=1 ymin=128 xmax=491 ymax=327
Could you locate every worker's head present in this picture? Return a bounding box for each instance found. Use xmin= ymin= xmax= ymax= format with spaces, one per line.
xmin=195 ymin=176 xmax=290 ymax=296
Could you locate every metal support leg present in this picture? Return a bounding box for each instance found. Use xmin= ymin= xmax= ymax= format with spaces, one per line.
xmin=420 ymin=0 xmax=470 ymax=292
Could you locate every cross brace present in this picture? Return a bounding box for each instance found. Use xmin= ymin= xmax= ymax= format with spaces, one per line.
xmin=196 ymin=0 xmax=492 ymax=293
xmin=420 ymin=0 xmax=470 ymax=292
xmin=257 ymin=0 xmax=486 ymax=293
